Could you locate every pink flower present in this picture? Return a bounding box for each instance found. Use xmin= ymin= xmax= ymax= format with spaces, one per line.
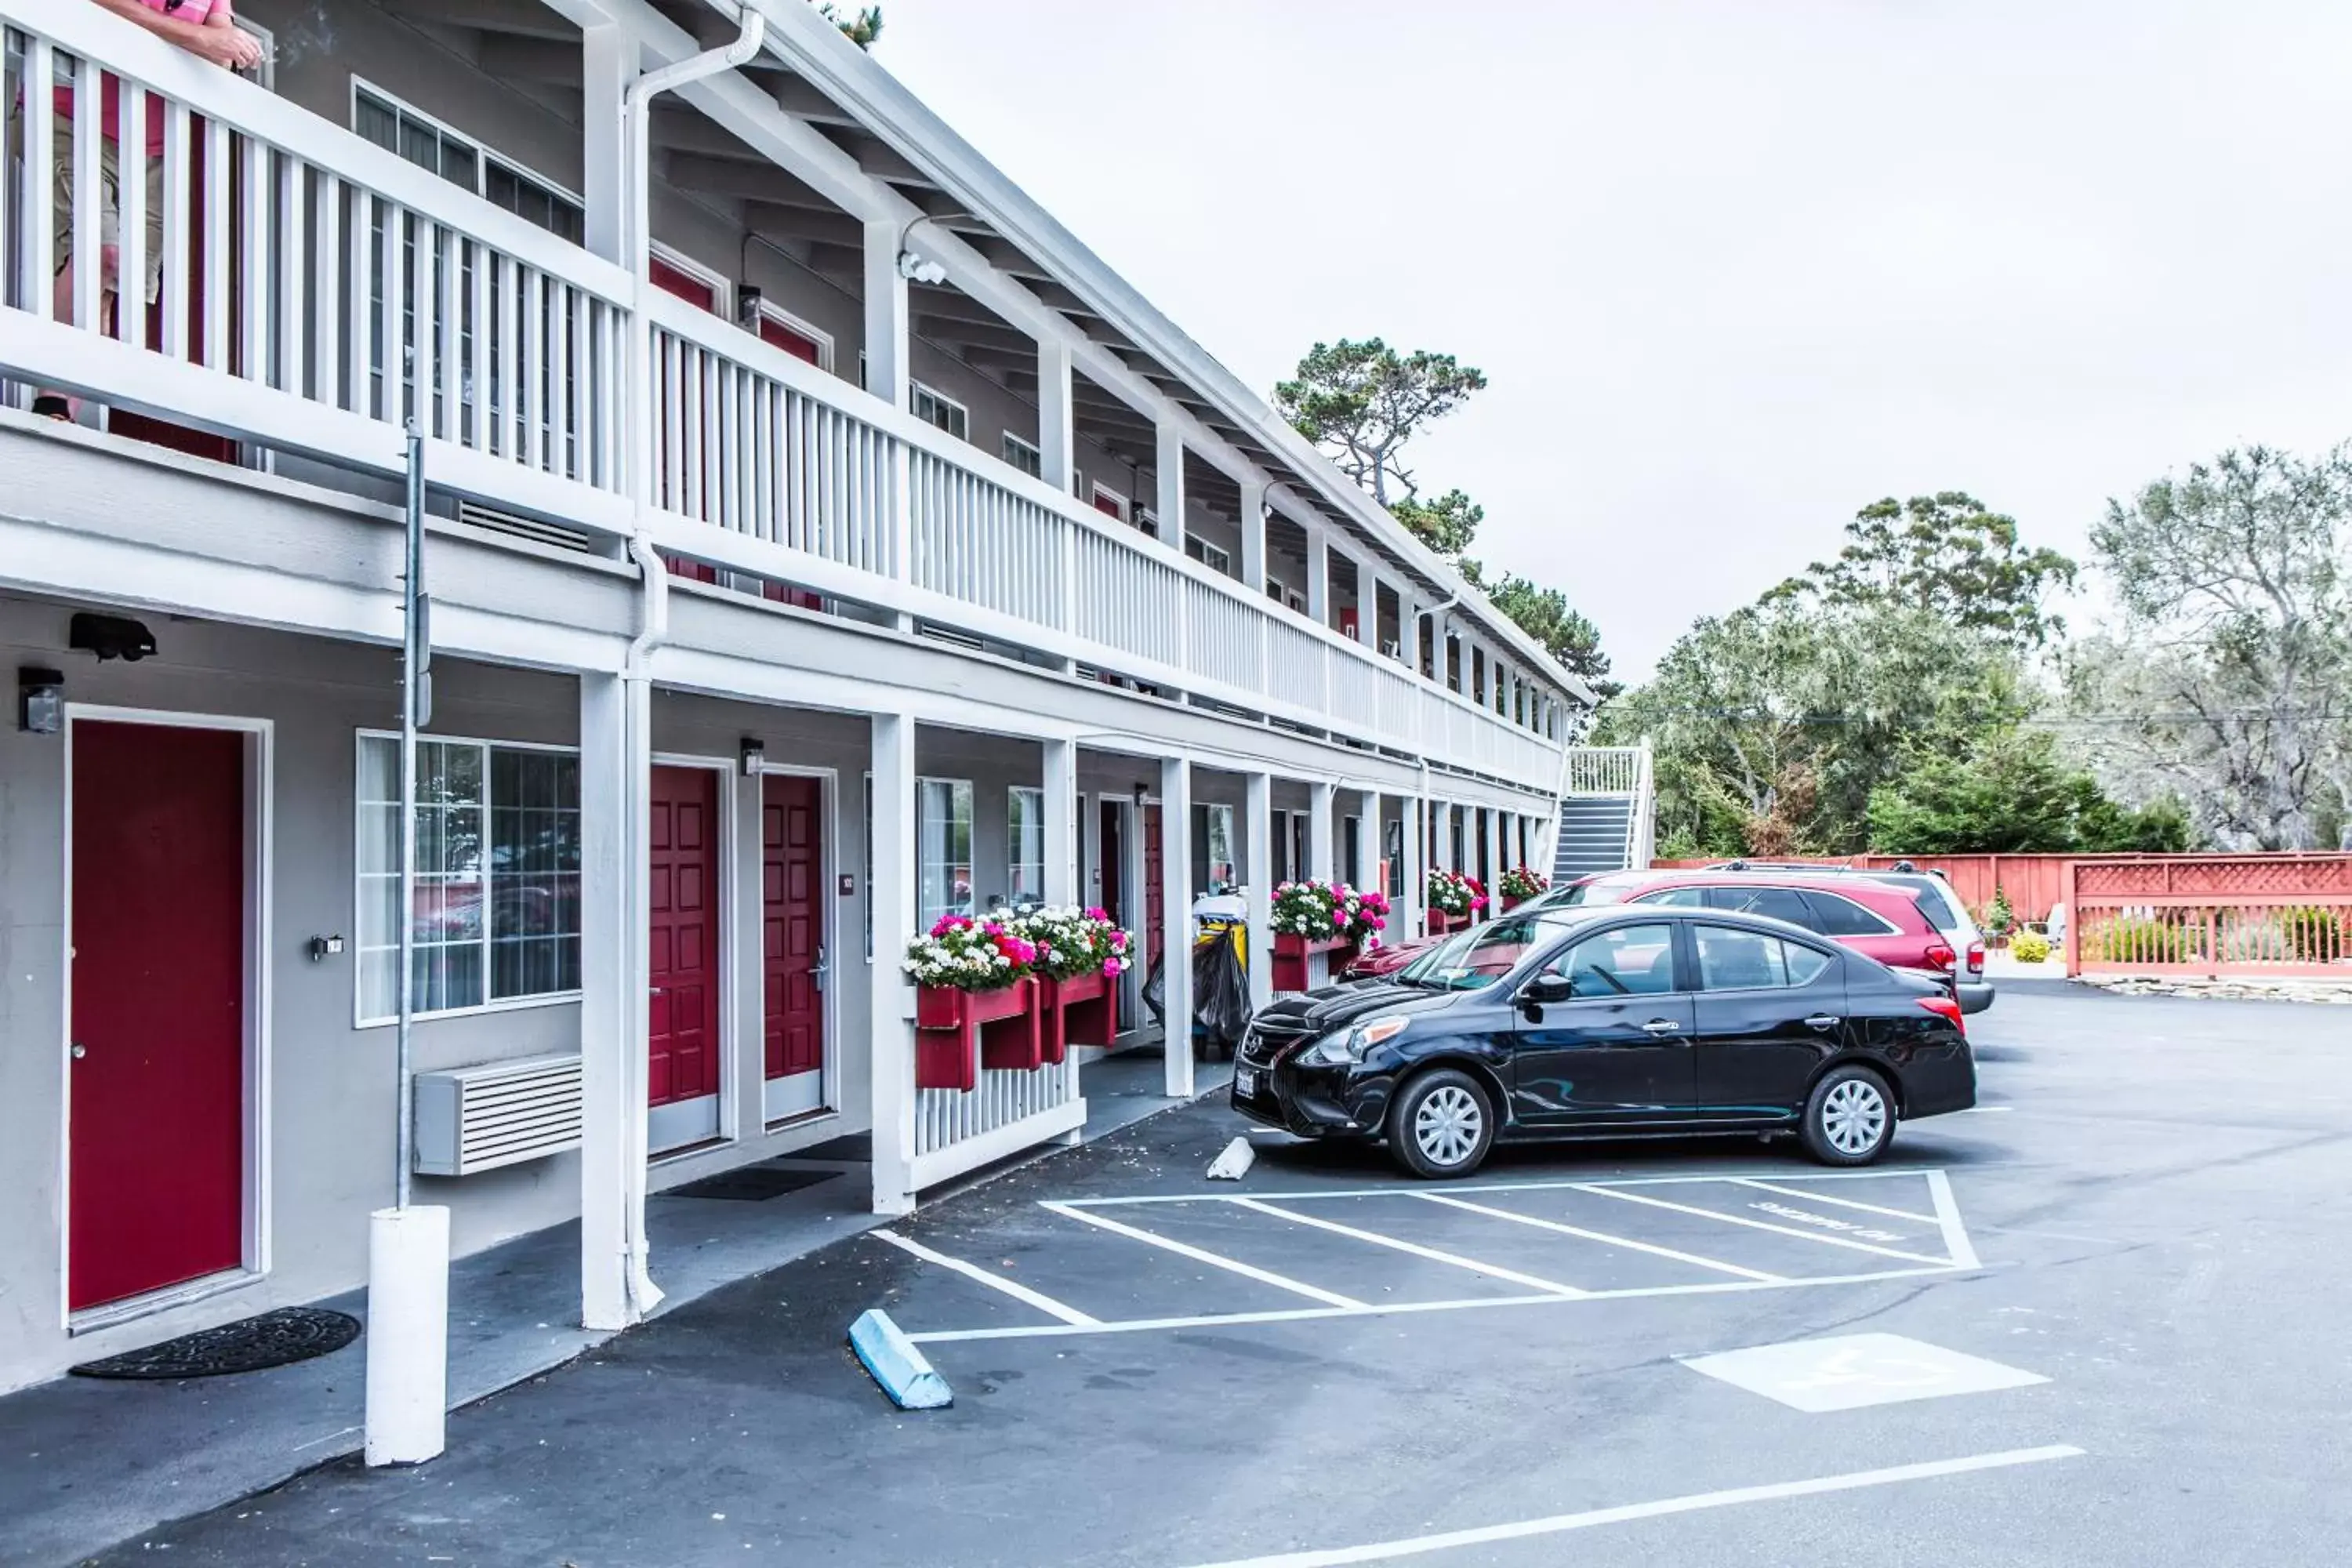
xmin=1102 ymin=957 xmax=1125 ymax=977
xmin=1085 ymin=906 xmax=1108 ymax=921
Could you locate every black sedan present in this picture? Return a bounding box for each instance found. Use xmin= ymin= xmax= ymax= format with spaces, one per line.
xmin=1230 ymin=905 xmax=1974 ymax=1178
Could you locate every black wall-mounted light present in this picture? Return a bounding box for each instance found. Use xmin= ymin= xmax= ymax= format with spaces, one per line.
xmin=740 ymin=737 xmax=766 ymax=777
xmin=18 ymin=667 xmax=64 ymax=735
xmin=735 ymin=285 xmax=764 ymax=330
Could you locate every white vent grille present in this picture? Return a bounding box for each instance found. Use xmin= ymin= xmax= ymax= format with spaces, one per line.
xmin=412 ymin=1054 xmax=583 ymax=1177
xmin=455 ymin=500 xmax=593 ymax=554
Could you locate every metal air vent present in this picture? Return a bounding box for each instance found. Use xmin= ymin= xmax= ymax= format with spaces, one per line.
xmin=412 ymin=1053 xmax=583 ymax=1177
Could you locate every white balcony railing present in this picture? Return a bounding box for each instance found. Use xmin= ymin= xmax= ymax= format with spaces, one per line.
xmin=0 ymin=1 xmax=1559 ymax=788
xmin=1563 ymin=746 xmax=1650 ymax=796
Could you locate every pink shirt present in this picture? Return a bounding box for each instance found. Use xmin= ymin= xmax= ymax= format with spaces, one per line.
xmin=56 ymin=0 xmax=234 ymax=156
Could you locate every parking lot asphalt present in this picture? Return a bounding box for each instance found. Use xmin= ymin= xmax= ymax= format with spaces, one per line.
xmin=73 ymin=982 xmax=2352 ymax=1567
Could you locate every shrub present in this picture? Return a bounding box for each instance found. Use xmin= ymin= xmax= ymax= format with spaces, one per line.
xmin=2278 ymin=906 xmax=2347 ymax=963
xmin=2009 ymin=929 xmax=2052 ymax=964
xmin=2089 ymin=915 xmax=2197 ymax=966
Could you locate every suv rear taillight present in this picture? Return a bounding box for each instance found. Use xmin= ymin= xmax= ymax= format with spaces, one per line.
xmin=1916 ymin=995 xmax=1965 ymax=1033
xmin=1965 ymin=941 xmax=1985 ymax=976
xmin=1924 ymin=941 xmax=1957 ymax=971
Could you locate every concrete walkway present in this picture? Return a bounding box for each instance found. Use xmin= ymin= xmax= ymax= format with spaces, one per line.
xmin=1 ymin=1040 xmax=1224 ymax=1568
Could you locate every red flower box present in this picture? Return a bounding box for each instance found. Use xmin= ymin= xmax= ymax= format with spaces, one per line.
xmin=1044 ymin=970 xmax=1120 ymax=1059
xmin=1426 ymin=909 xmax=1459 ymax=937
xmin=1272 ymin=931 xmax=1352 ymax=993
xmin=914 ymin=980 xmax=1039 ymax=1091
xmin=1501 ymin=895 xmax=1524 ymax=913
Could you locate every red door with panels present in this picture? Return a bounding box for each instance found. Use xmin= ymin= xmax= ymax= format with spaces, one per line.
xmin=69 ymin=720 xmax=247 ymax=1311
xmin=1143 ymin=805 xmax=1165 ymax=969
xmin=648 ymin=766 xmax=721 ymax=1109
xmin=763 ymin=774 xmax=826 ymax=1085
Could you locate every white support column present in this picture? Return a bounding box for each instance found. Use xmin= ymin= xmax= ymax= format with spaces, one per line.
xmin=1043 ymin=737 xmax=1083 ymax=1133
xmin=1354 ymin=557 xmax=1377 ymax=645
xmin=1404 ymin=793 xmax=1427 ymax=937
xmin=579 ymin=670 xmax=655 ymax=1333
xmin=1305 ymin=527 xmax=1330 ymax=626
xmin=1159 ymin=757 xmax=1194 ymax=1097
xmin=1244 ymin=771 xmax=1273 ymax=1014
xmin=1402 ymin=600 xmax=1422 ymax=674
xmin=1239 ymin=478 xmax=1269 ymax=597
xmin=864 ymin=220 xmax=913 ymax=625
xmin=1308 ymin=781 xmax=1336 ymax=882
xmin=869 ymin=712 xmax=919 ymax=1214
xmin=1037 ymin=339 xmax=1076 ymax=496
xmin=1155 ymin=421 xmax=1185 ymax=549
xmin=580 ymin=27 xmax=631 ymax=264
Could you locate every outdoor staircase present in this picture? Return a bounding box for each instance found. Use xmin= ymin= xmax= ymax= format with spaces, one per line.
xmin=1554 ymin=795 xmax=1639 ymax=880
xmin=1548 ymin=744 xmax=1657 ymax=881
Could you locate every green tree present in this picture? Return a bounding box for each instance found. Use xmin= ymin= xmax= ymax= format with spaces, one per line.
xmin=1389 ymin=488 xmax=1483 ymax=557
xmin=817 ymin=3 xmax=883 ymax=47
xmin=1769 ymin=492 xmax=2078 ymax=651
xmin=2078 ymin=445 xmax=2352 ymax=850
xmin=1274 ymin=339 xmax=1487 ymax=507
xmin=1865 ymin=727 xmax=2193 ymax=853
xmin=1479 ymin=573 xmax=1620 ymax=700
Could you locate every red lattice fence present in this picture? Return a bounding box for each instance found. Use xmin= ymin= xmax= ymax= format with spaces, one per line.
xmin=2067 ymin=855 xmax=2352 ymax=979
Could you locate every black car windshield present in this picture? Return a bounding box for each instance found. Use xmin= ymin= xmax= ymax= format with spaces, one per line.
xmin=1410 ymin=913 xmax=1578 ymax=991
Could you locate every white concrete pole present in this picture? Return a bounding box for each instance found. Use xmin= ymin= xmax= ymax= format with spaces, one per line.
xmin=579 ymin=668 xmax=655 ymax=1332
xmin=364 ymin=1203 xmax=448 ymax=1466
xmin=1244 ymin=771 xmax=1273 ymax=1014
xmin=1155 ymin=421 xmax=1186 ymax=549
xmin=1159 ymin=755 xmax=1194 ymax=1097
xmin=869 ymin=712 xmax=919 ymax=1214
xmin=1036 ymin=339 xmax=1076 ymax=496
xmin=1240 ymin=478 xmax=1269 ymax=597
xmin=1042 ymin=737 xmax=1081 ymax=1127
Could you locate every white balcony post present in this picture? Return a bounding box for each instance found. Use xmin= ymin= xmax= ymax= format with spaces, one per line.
xmin=1240 ymin=478 xmax=1269 ymax=596
xmin=864 ymin=220 xmax=913 ymax=622
xmin=1308 ymin=781 xmax=1336 ymax=883
xmin=869 ymin=711 xmax=919 ymax=1214
xmin=1305 ymin=526 xmax=1330 ymax=626
xmin=1244 ymin=771 xmax=1273 ymax=1014
xmin=1354 ymin=557 xmax=1377 ymax=644
xmin=1038 ymin=339 xmax=1076 ymax=495
xmin=579 ymin=669 xmax=653 ymax=1332
xmin=1159 ymin=756 xmax=1194 ymax=1098
xmin=582 ymin=27 xmax=630 ymax=263
xmin=1405 ymin=794 xmax=1428 ymax=937
xmin=1402 ymin=601 xmax=1422 ymax=674
xmin=1155 ymin=421 xmax=1185 ymax=550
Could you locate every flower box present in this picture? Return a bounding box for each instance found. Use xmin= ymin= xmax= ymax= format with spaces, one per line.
xmin=1272 ymin=931 xmax=1352 ymax=993
xmin=1045 ymin=969 xmax=1120 ymax=1058
xmin=914 ymin=980 xmax=1038 ymax=1091
xmin=1501 ymin=895 xmax=1524 ymax=913
xmin=1426 ymin=909 xmax=1458 ymax=937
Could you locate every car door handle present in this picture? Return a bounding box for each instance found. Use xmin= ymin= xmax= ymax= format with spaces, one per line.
xmin=1804 ymin=1014 xmax=1842 ymax=1031
xmin=1640 ymin=1018 xmax=1683 ymax=1035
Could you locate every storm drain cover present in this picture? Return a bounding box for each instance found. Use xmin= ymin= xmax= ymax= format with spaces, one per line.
xmin=71 ymin=1307 xmax=361 ymax=1381
xmin=666 ymin=1165 xmax=841 ymax=1202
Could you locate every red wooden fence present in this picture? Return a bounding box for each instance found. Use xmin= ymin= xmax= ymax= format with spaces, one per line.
xmin=2065 ymin=855 xmax=2352 ymax=980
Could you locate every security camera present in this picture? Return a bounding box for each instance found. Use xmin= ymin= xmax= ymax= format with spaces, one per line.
xmin=69 ymin=612 xmax=158 ymax=663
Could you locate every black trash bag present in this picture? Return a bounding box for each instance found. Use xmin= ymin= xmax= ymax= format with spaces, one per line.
xmin=1142 ymin=955 xmax=1167 ymax=1027
xmin=1192 ymin=924 xmax=1254 ymax=1055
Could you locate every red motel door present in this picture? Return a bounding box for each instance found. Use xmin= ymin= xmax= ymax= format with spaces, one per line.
xmin=648 ymin=767 xmax=721 ymax=1109
xmin=763 ymin=775 xmax=825 ymax=1083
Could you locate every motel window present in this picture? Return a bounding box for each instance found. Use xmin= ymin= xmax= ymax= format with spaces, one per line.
xmin=1009 ymin=787 xmax=1045 ymax=907
xmin=356 ymin=735 xmax=581 ymax=1024
xmin=918 ymin=778 xmax=975 ymax=927
xmin=1185 ymin=535 xmax=1232 ymax=575
xmin=1192 ymin=802 xmax=1237 ymax=895
xmin=911 ymin=383 xmax=970 ymax=441
xmin=354 ymin=85 xmax=584 ymax=242
xmin=1003 ymin=433 xmax=1044 ymax=478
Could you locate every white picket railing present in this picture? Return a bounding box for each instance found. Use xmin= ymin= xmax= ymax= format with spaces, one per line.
xmin=0 ymin=0 xmax=1566 ymax=791
xmin=1564 ymin=746 xmax=1650 ymax=795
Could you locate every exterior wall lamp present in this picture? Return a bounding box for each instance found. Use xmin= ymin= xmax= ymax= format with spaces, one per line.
xmin=18 ymin=667 xmax=64 ymax=735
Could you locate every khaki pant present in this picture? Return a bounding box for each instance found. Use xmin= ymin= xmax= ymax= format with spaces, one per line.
xmin=9 ymin=107 xmax=168 ymax=305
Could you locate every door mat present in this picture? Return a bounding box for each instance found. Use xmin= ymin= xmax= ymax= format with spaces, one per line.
xmin=71 ymin=1307 xmax=361 ymax=1381
xmin=781 ymin=1132 xmax=872 ymax=1163
xmin=666 ymin=1165 xmax=842 ymax=1202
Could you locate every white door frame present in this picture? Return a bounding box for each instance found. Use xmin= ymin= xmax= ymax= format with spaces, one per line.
xmin=60 ymin=705 xmax=274 ymax=1333
xmin=753 ymin=761 xmax=838 ymax=1126
xmin=648 ymin=753 xmax=737 ymax=1157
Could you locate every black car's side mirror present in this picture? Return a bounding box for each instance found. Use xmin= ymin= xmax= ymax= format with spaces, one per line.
xmin=1520 ymin=973 xmax=1574 ymax=1008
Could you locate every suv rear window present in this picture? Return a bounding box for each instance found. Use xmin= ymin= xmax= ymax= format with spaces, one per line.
xmin=1911 ymin=890 xmax=1958 ymax=931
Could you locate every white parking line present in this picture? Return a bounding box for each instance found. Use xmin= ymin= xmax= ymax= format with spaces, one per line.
xmin=1060 ymin=1168 xmax=1951 ymax=1207
xmin=1573 ymin=1185 xmax=1959 ymax=1267
xmin=871 ymin=1231 xmax=1101 ymax=1327
xmin=1229 ymin=1198 xmax=1588 ymax=1298
xmin=1926 ymin=1170 xmax=1981 ymax=1272
xmin=1731 ymin=1178 xmax=1939 ymax=1225
xmin=1171 ymin=1445 xmax=2085 ymax=1568
xmin=1040 ymin=1201 xmax=1368 ymax=1309
xmin=1413 ymin=1193 xmax=1788 ymax=1283
xmin=903 ymin=1265 xmax=1969 ymax=1345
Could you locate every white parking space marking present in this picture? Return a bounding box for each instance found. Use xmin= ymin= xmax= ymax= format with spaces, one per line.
xmin=1926 ymin=1170 xmax=1981 ymax=1271
xmin=1229 ymin=1198 xmax=1588 ymax=1298
xmin=1573 ymin=1184 xmax=1959 ymax=1266
xmin=1058 ymin=1168 xmax=1948 ymax=1208
xmin=1731 ymin=1178 xmax=1939 ymax=1225
xmin=1413 ymin=1193 xmax=1788 ymax=1283
xmin=872 ymin=1231 xmax=1101 ymax=1327
xmin=1173 ymin=1445 xmax=2085 ymax=1568
xmin=1681 ymin=1333 xmax=2049 ymax=1413
xmin=1040 ymin=1201 xmax=1368 ymax=1310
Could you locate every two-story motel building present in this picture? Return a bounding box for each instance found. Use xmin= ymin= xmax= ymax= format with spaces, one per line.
xmin=0 ymin=0 xmax=1621 ymax=1392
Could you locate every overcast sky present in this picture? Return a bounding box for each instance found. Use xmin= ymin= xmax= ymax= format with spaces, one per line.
xmin=869 ymin=0 xmax=2352 ymax=681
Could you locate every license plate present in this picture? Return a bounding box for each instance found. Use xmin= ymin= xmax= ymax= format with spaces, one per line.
xmin=1236 ymin=1069 xmax=1260 ymax=1098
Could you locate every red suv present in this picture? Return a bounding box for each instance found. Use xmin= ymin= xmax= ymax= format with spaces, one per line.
xmin=1345 ymin=869 xmax=1958 ymax=985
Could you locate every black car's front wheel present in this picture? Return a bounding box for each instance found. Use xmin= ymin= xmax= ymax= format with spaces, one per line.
xmin=1386 ymin=1068 xmax=1495 ymax=1180
xmin=1801 ymin=1064 xmax=1896 ymax=1166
